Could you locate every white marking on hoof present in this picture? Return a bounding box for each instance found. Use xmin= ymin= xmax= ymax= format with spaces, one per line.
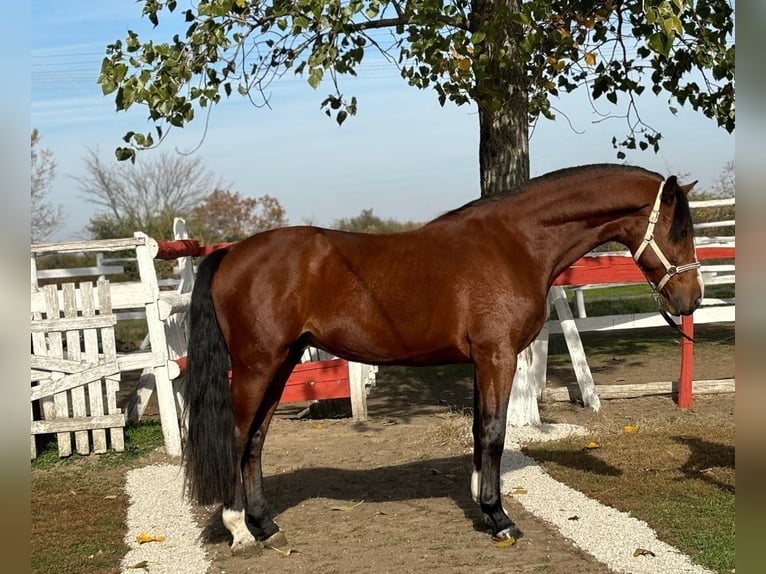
xmin=471 ymin=469 xmax=481 ymax=504
xmin=222 ymin=507 xmax=256 ymax=551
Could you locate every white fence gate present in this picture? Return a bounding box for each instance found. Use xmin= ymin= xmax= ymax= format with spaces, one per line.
xmin=30 ymin=280 xmax=125 ymax=459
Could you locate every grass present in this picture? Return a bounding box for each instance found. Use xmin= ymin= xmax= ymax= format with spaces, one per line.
xmin=31 ymin=421 xmax=166 ymax=574
xmin=523 ymin=414 xmax=735 ymax=574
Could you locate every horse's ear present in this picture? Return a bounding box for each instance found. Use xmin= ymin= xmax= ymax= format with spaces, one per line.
xmin=679 ymin=180 xmax=698 ymax=195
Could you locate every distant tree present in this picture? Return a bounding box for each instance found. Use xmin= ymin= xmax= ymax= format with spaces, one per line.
xmin=707 ymin=160 xmax=734 ymax=198
xmin=76 ymin=150 xmax=219 ymax=239
xmin=690 ymin=160 xmax=734 ymax=238
xmin=31 ymin=129 xmax=63 ymax=242
xmin=333 ymin=209 xmax=421 ymax=233
xmin=188 ymin=188 xmax=288 ymax=243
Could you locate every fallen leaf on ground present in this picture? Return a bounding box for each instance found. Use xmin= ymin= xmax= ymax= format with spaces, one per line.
xmin=127 ymin=560 xmax=149 ymax=569
xmin=633 ymin=547 xmax=656 ymax=557
xmin=585 ymin=441 xmax=600 ymax=449
xmin=511 ymin=487 xmax=528 ymax=495
xmin=330 ymin=500 xmax=364 ymax=512
xmin=136 ymin=533 xmax=165 ymax=544
xmin=623 ymin=425 xmax=639 ymax=433
xmin=492 ymin=536 xmax=517 ymax=548
xmin=269 ymin=546 xmax=297 ymax=557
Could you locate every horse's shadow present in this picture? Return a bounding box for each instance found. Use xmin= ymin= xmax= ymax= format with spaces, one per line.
xmin=672 ymin=435 xmax=735 ymax=492
xmin=199 ymin=454 xmax=483 ymax=544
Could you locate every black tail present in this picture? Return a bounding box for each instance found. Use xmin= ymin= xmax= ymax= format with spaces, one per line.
xmin=183 ymin=247 xmax=236 ymax=505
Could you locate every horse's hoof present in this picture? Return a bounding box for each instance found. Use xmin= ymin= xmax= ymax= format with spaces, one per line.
xmin=230 ymin=537 xmax=263 ymax=557
xmin=263 ymin=530 xmax=290 ymax=551
xmin=491 ymin=526 xmax=523 ymax=548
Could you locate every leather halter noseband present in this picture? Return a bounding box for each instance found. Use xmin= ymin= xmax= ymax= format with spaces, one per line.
xmin=633 ymin=180 xmax=701 ymax=293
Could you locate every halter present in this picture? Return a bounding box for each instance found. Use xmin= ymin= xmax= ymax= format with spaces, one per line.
xmin=633 ymin=180 xmax=701 ymax=293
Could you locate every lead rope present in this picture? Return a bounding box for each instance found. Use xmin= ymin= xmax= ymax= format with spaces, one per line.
xmin=635 ymin=180 xmax=700 ymax=343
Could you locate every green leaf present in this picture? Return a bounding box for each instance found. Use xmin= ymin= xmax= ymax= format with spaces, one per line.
xmin=336 ymin=110 xmax=348 ymax=125
xmin=115 ymin=147 xmax=136 ymax=163
xmin=308 ymin=67 xmax=324 ymax=89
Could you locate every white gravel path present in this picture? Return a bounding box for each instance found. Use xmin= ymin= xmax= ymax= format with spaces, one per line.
xmin=121 ymin=463 xmax=210 ymax=574
xmin=119 ymin=424 xmax=711 ymax=574
xmin=503 ymin=423 xmax=713 ymax=574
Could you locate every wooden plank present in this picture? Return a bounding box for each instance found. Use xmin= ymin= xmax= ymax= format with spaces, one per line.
xmin=30 ymin=314 xmax=116 ymax=333
xmin=117 ymin=351 xmax=166 ymax=372
xmin=134 ymin=235 xmax=181 ymax=456
xmin=553 ymin=246 xmax=735 ymax=287
xmin=36 ymin=265 xmax=125 ymax=279
xmin=549 ymin=287 xmax=600 ymax=411
xmin=30 ymin=363 xmax=120 ymax=401
xmin=62 ymin=283 xmax=91 ymax=455
xmin=31 ymin=369 xmax=64 ymax=382
xmin=31 ymin=281 xmax=151 ymax=315
xmin=281 ymin=359 xmax=351 ymax=403
xmin=30 ymin=354 xmax=99 ymax=374
xmin=678 ymin=315 xmax=694 ymax=409
xmin=98 ymin=280 xmax=125 ymax=452
xmin=31 ymin=413 xmax=126 ymax=434
xmin=543 ymin=379 xmax=735 ymax=402
xmin=546 ymin=305 xmax=735 ymax=335
xmin=32 ymin=236 xmax=146 ymax=254
xmin=81 ymin=282 xmax=107 ymax=453
xmin=43 ymin=284 xmax=71 ymax=457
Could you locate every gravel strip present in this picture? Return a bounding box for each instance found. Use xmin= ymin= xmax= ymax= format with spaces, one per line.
xmin=502 ymin=423 xmax=712 ymax=574
xmin=121 ymin=463 xmax=210 ymax=574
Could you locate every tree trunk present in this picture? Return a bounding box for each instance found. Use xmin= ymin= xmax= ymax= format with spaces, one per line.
xmin=473 ymin=0 xmax=530 ymax=197
xmin=478 ymin=96 xmax=529 ymax=197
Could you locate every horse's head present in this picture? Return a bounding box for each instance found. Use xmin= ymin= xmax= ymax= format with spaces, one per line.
xmin=632 ymin=175 xmax=704 ymax=316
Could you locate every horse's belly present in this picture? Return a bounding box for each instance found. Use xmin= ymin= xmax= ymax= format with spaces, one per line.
xmin=307 ymin=321 xmax=470 ymax=367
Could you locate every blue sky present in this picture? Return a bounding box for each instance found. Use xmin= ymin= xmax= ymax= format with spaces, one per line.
xmin=32 ymin=1 xmax=735 ymax=241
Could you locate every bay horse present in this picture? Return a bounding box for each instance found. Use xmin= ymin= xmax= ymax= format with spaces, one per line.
xmin=183 ymin=164 xmax=703 ymax=552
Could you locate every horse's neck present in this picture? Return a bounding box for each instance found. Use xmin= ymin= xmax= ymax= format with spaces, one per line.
xmin=511 ymin=175 xmax=656 ymax=283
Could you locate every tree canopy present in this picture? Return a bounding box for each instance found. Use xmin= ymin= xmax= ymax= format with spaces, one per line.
xmin=99 ymin=0 xmax=734 ymax=193
xmin=332 ymin=208 xmax=421 ymax=232
xmin=77 ymin=150 xmax=287 ymax=241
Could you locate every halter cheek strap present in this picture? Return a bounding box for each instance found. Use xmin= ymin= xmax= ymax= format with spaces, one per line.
xmin=633 ymin=180 xmax=701 ymax=293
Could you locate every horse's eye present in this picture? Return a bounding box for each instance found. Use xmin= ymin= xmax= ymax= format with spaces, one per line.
xmin=681 ymin=229 xmax=688 ymax=238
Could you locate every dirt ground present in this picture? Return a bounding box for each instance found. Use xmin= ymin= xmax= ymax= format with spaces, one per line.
xmin=170 ymin=324 xmax=735 ymax=574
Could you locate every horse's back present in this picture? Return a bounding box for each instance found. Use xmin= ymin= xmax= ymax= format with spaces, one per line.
xmin=210 ymin=225 xmax=480 ymax=364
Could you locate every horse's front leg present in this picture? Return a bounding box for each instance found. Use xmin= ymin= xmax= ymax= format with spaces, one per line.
xmin=472 ymin=345 xmax=523 ymax=543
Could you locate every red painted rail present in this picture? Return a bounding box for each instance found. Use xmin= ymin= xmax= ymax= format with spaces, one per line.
xmin=174 ymin=356 xmax=350 ymax=405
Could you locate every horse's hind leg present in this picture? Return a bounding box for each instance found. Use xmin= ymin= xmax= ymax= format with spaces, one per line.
xmin=239 ymin=358 xmax=297 ymax=549
xmin=221 ymin=358 xmax=280 ymax=553
xmin=473 ymin=345 xmax=523 ymax=543
xmin=225 ymin=355 xmax=297 ymax=550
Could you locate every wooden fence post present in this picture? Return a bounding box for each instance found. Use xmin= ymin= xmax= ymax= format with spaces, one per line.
xmin=677 ymin=315 xmax=694 ymax=409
